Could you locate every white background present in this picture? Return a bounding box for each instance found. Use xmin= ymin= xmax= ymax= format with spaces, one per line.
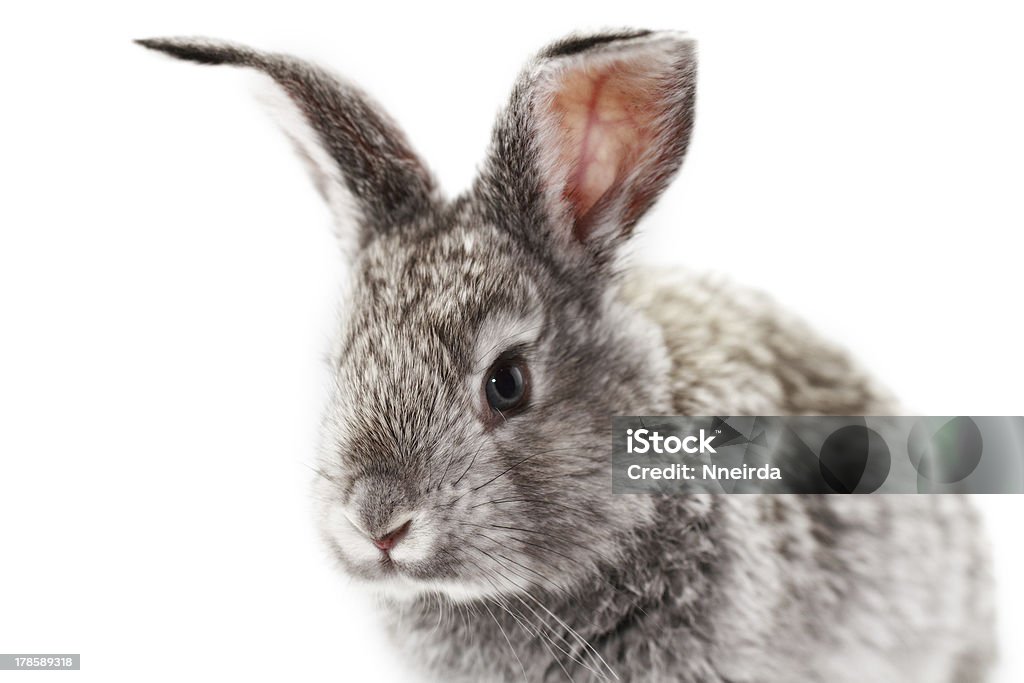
xmin=1 ymin=1 xmax=1022 ymax=681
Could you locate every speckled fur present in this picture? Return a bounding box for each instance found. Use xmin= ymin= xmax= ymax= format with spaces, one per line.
xmin=139 ymin=30 xmax=995 ymax=682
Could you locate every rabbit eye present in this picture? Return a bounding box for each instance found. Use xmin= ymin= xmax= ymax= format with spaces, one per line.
xmin=484 ymin=359 xmax=529 ymax=414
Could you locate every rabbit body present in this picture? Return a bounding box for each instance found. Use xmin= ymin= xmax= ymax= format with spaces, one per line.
xmin=381 ymin=269 xmax=996 ymax=682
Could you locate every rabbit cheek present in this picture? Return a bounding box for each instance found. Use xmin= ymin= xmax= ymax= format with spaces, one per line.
xmin=323 ymin=502 xmax=384 ymax=567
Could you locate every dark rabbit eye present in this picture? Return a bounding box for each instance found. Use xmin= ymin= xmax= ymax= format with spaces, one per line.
xmin=485 ymin=361 xmax=529 ymax=414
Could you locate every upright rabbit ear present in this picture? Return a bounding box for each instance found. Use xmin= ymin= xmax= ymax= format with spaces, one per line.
xmin=136 ymin=38 xmax=439 ymax=253
xmin=478 ymin=30 xmax=696 ymax=266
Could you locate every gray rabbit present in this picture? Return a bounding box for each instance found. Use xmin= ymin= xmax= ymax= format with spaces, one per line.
xmin=139 ymin=30 xmax=995 ymax=682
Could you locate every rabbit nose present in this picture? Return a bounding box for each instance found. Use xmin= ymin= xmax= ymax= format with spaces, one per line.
xmin=372 ymin=520 xmax=411 ymax=552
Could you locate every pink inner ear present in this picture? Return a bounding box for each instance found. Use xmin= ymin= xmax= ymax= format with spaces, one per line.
xmin=550 ymin=59 xmax=662 ymax=235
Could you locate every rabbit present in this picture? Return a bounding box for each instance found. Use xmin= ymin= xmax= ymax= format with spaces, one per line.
xmin=138 ymin=30 xmax=995 ymax=682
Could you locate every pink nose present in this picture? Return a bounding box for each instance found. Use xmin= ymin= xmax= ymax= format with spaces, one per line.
xmin=372 ymin=520 xmax=411 ymax=552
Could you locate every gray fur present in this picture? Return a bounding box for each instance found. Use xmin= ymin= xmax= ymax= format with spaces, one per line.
xmin=139 ymin=31 xmax=995 ymax=682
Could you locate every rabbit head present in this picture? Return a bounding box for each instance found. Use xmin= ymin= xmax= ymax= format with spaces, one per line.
xmin=139 ymin=30 xmax=697 ymax=601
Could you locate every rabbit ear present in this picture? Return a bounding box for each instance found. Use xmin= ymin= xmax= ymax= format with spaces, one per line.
xmin=479 ymin=30 xmax=696 ymax=263
xmin=136 ymin=38 xmax=439 ymax=252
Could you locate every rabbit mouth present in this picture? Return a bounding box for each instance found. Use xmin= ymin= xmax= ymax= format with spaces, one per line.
xmin=323 ymin=533 xmax=517 ymax=603
xmin=373 ymin=553 xmax=411 ymax=578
